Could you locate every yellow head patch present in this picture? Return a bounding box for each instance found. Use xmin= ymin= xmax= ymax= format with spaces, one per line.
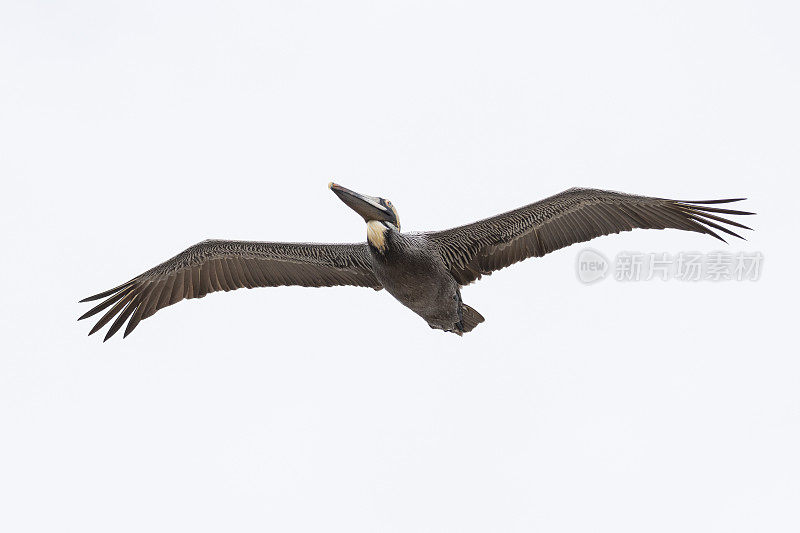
xmin=388 ymin=204 xmax=400 ymax=230
xmin=367 ymin=220 xmax=388 ymax=251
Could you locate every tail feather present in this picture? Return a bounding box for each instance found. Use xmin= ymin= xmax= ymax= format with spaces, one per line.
xmin=459 ymin=304 xmax=485 ymax=333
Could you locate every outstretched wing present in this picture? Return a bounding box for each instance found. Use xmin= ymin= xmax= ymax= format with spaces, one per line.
xmin=79 ymin=240 xmax=380 ymax=341
xmin=427 ymin=187 xmax=754 ymax=285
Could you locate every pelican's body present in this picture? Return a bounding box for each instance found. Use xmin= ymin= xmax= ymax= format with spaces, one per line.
xmin=368 ymin=229 xmax=476 ymax=333
xmin=79 ymin=183 xmax=753 ymax=340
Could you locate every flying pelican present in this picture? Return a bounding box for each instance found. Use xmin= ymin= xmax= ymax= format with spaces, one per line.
xmin=79 ymin=183 xmax=753 ymax=340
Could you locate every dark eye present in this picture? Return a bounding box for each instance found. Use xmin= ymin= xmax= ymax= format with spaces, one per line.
xmin=386 ymin=201 xmax=392 ymax=207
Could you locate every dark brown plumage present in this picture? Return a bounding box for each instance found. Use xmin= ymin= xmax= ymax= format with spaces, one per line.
xmin=79 ymin=185 xmax=753 ymax=340
xmin=79 ymin=241 xmax=380 ymax=341
xmin=427 ymin=187 xmax=753 ymax=285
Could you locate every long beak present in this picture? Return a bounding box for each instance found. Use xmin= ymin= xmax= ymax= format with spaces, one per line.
xmin=329 ymin=182 xmax=394 ymax=223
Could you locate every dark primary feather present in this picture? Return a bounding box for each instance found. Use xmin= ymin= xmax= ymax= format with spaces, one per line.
xmin=79 ymin=240 xmax=381 ymax=341
xmin=427 ymin=187 xmax=754 ymax=285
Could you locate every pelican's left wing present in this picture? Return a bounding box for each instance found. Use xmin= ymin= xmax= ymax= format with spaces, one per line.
xmin=426 ymin=187 xmax=754 ymax=285
xmin=79 ymin=240 xmax=380 ymax=341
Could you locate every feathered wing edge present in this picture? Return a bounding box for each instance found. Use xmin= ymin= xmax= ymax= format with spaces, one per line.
xmin=669 ymin=198 xmax=753 ymax=241
xmin=429 ymin=190 xmax=755 ymax=286
xmin=78 ymin=240 xmax=381 ymax=341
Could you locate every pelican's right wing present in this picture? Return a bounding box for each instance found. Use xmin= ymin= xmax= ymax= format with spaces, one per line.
xmin=79 ymin=240 xmax=381 ymax=341
xmin=427 ymin=187 xmax=754 ymax=285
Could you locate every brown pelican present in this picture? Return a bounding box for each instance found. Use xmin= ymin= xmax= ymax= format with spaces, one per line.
xmin=79 ymin=183 xmax=753 ymax=340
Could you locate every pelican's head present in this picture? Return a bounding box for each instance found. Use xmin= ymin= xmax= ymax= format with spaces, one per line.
xmin=329 ymin=182 xmax=400 ymax=229
xmin=329 ymin=182 xmax=400 ymax=251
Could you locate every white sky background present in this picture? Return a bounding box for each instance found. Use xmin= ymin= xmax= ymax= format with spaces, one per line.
xmin=1 ymin=1 xmax=798 ymax=531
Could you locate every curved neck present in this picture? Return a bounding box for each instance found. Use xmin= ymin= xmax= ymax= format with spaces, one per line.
xmin=367 ymin=220 xmax=397 ymax=252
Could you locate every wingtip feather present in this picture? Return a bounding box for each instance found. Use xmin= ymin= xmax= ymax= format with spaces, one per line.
xmin=678 ymin=197 xmax=747 ymax=204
